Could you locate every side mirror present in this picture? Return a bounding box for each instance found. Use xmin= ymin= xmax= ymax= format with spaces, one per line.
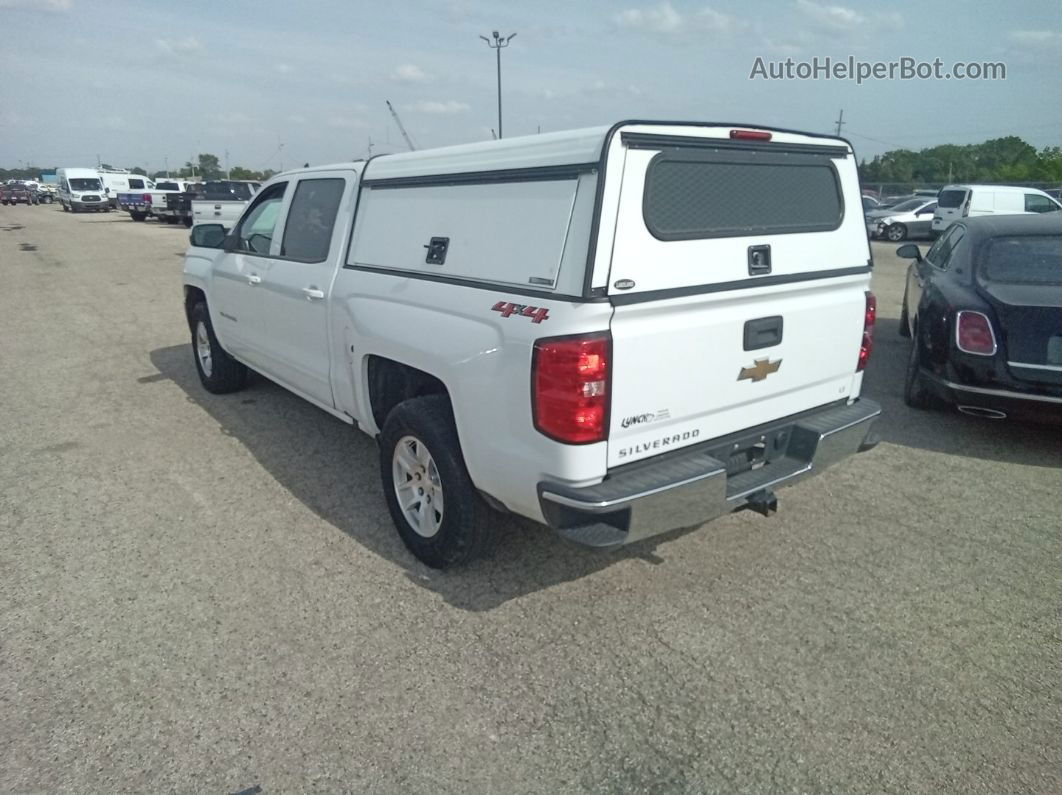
xmin=189 ymin=223 xmax=227 ymax=249
xmin=896 ymin=243 xmax=922 ymax=261
xmin=223 ymin=233 xmax=238 ymax=252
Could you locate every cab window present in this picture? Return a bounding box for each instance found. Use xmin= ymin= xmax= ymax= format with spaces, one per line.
xmin=236 ymin=183 xmax=287 ymax=255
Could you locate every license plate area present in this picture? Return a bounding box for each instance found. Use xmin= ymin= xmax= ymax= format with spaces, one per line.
xmin=706 ymin=425 xmax=794 ymax=477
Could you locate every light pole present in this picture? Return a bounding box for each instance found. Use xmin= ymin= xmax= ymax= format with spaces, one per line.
xmin=480 ymin=30 xmax=515 ymax=139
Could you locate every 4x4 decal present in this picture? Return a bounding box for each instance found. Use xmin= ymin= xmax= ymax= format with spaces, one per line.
xmin=492 ymin=301 xmax=550 ymax=324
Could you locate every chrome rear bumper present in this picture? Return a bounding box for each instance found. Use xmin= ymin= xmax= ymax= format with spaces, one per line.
xmin=538 ymin=399 xmax=881 ymax=548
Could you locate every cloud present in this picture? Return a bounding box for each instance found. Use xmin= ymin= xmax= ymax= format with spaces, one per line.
xmin=0 ymin=0 xmax=72 ymax=9
xmin=276 ymin=63 xmax=294 ymax=74
xmin=1008 ymin=30 xmax=1062 ymax=48
xmin=405 ymin=100 xmax=470 ymax=114
xmin=615 ymin=2 xmax=740 ymax=36
xmin=617 ymin=2 xmax=682 ymax=33
xmin=794 ymin=0 xmax=902 ymax=33
xmin=391 ymin=64 xmax=431 ymax=83
xmin=155 ymin=36 xmax=202 ymax=55
xmin=286 ymin=114 xmax=307 ymax=125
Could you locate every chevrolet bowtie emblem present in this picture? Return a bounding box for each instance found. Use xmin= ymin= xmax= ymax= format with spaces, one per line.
xmin=738 ymin=358 xmax=782 ymax=382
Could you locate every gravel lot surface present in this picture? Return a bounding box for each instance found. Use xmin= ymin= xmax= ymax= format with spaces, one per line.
xmin=1 ymin=205 xmax=1059 ymax=793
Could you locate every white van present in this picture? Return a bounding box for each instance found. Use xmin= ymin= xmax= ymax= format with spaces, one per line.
xmin=97 ymin=169 xmax=154 ymax=208
xmin=56 ymin=168 xmax=110 ymax=213
xmin=932 ymin=184 xmax=1061 ymax=235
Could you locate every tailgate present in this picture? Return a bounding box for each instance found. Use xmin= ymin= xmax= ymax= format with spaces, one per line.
xmin=601 ymin=123 xmax=872 ymax=467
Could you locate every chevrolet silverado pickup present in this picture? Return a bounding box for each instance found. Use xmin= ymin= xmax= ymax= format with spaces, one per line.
xmin=183 ymin=121 xmax=881 ymax=568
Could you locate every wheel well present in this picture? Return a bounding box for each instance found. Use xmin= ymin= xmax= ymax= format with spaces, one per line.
xmin=184 ymin=286 xmax=206 ymax=330
xmin=367 ymin=356 xmax=450 ymax=430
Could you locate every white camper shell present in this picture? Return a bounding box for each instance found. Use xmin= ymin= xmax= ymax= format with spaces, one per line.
xmin=184 ymin=121 xmax=880 ymax=565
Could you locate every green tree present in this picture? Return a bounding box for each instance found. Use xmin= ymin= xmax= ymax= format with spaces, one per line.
xmin=196 ymin=153 xmax=223 ymax=180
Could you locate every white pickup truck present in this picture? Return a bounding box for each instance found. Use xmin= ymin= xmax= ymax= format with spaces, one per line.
xmin=117 ymin=179 xmax=193 ymax=222
xmin=182 ymin=121 xmax=881 ymax=567
xmin=190 ymin=180 xmax=259 ymax=229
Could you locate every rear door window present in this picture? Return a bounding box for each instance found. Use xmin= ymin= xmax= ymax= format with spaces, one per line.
xmin=280 ymin=178 xmax=345 ymax=262
xmin=642 ymin=150 xmax=843 ymax=240
xmin=925 ymin=225 xmax=965 ymax=269
xmin=1025 ymin=193 xmax=1059 ymax=214
xmin=128 ymin=178 xmax=145 ymax=190
xmin=937 ymin=189 xmax=968 ymax=209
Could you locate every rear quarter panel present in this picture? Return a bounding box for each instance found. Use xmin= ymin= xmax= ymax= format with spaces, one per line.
xmin=330 ymin=270 xmax=613 ymax=521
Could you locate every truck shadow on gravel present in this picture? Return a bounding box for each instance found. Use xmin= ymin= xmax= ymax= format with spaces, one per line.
xmin=862 ymin=318 xmax=1062 ymax=467
xmin=149 ymin=344 xmax=696 ymax=611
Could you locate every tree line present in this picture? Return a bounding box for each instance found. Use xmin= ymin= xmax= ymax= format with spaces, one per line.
xmin=859 ymin=136 xmax=1062 ymax=185
xmin=0 ymin=153 xmax=279 ymax=183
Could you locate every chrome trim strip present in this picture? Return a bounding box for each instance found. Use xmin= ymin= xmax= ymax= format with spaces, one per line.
xmin=1008 ymin=361 xmax=1062 ymax=373
xmin=939 ymin=379 xmax=1062 ymax=405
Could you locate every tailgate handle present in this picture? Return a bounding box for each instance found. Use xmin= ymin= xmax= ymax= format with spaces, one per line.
xmin=744 ymin=316 xmax=783 ymax=351
xmin=748 ymin=244 xmax=771 ymax=275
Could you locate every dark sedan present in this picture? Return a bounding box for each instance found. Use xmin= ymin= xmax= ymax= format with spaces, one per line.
xmin=897 ymin=214 xmax=1062 ymax=420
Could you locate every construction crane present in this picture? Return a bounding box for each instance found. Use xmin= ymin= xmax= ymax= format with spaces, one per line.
xmin=385 ymin=100 xmax=416 ymax=151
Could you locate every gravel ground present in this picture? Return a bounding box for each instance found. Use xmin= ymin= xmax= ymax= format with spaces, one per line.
xmin=1 ymin=205 xmax=1059 ymax=793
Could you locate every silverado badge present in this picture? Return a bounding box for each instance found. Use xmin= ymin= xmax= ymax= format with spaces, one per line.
xmin=738 ymin=358 xmax=782 ymax=382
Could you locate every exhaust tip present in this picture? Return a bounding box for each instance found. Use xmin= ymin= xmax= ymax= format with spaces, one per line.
xmin=957 ymin=405 xmax=1007 ymax=420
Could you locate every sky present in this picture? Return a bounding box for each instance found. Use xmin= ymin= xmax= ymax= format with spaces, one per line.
xmin=1 ymin=0 xmax=1061 ymax=173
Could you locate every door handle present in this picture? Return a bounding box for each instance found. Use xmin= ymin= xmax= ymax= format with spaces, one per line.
xmin=247 ymin=274 xmax=261 ymax=285
xmin=302 ymin=286 xmax=325 ymax=300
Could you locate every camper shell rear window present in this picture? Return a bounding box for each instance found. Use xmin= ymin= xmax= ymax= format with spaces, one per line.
xmin=641 ymin=149 xmax=843 ymax=240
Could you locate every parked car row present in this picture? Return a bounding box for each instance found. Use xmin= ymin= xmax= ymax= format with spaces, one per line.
xmin=1 ymin=180 xmax=56 ymax=205
xmin=22 ymin=167 xmax=261 ymax=225
xmin=864 ymin=184 xmax=1062 ymax=242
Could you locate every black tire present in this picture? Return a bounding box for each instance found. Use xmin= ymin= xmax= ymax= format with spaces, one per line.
xmin=189 ymin=301 xmax=248 ymax=394
xmin=903 ymin=331 xmax=936 ymax=409
xmin=183 ymin=216 xmax=193 ymax=228
xmin=380 ymin=395 xmax=493 ymax=568
xmin=130 ymin=211 xmax=147 ymax=222
xmin=898 ymin=281 xmax=911 ymax=338
xmin=886 ymin=223 xmax=907 ymax=242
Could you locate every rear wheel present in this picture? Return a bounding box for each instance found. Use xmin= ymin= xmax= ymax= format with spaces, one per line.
xmin=379 ymin=395 xmax=492 ymax=568
xmin=189 ymin=302 xmax=249 ymax=394
xmin=130 ymin=211 xmax=147 ymax=222
xmin=886 ymin=223 xmax=907 ymax=242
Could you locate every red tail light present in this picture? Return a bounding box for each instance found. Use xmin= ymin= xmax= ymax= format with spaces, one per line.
xmin=730 ymin=129 xmax=772 ymax=141
xmin=857 ymin=291 xmax=876 ymax=371
xmin=532 ymin=332 xmax=611 ymax=444
xmin=956 ymin=310 xmax=997 ymax=355
xmin=142 ymin=193 xmax=152 ymax=203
